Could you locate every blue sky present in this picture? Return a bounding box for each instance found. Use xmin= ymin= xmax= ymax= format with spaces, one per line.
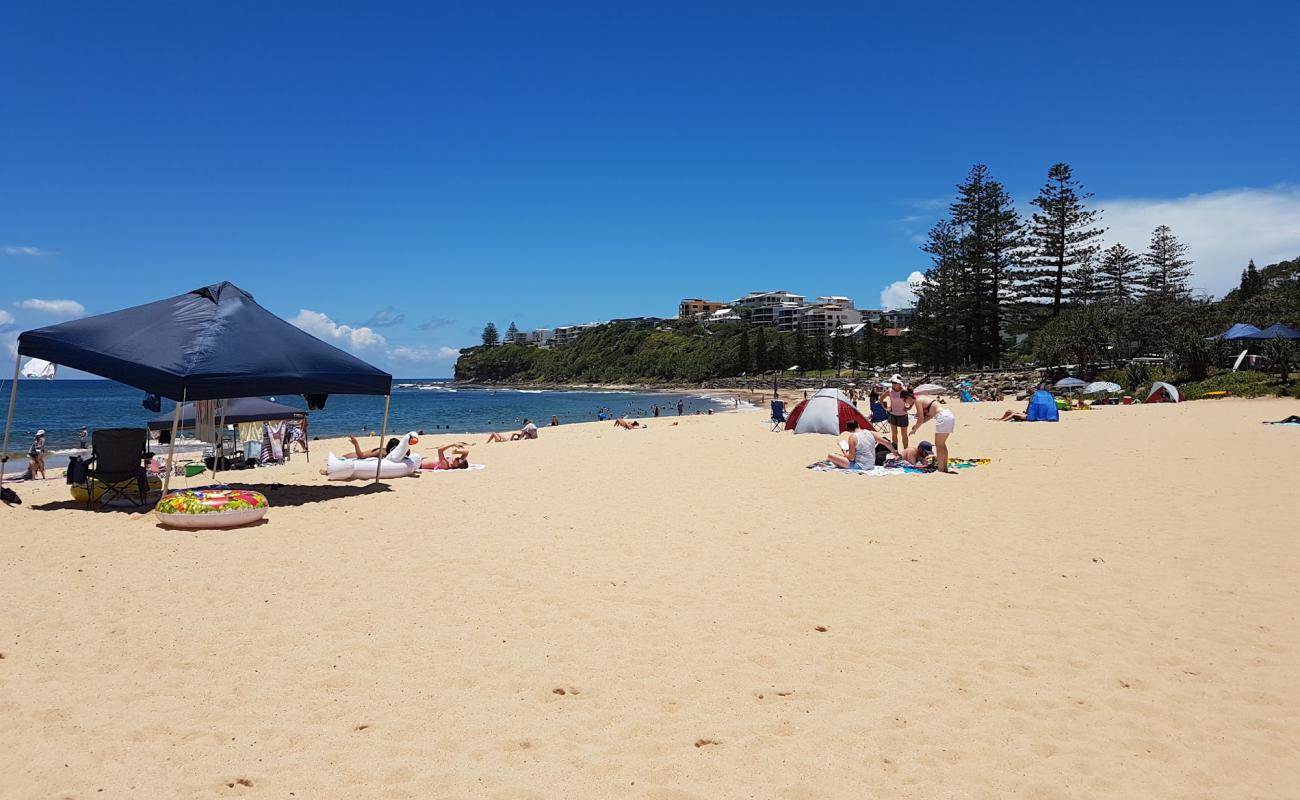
xmin=3 ymin=1 xmax=1299 ymax=376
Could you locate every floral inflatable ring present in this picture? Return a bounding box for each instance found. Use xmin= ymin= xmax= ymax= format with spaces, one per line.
xmin=155 ymin=488 xmax=269 ymax=529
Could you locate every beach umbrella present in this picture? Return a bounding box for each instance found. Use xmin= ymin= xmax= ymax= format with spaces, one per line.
xmin=784 ymin=388 xmax=870 ymax=435
xmin=1082 ymin=381 xmax=1121 ymax=394
xmin=912 ymin=383 xmax=947 ymax=394
xmin=1259 ymin=323 xmax=1300 ymax=339
xmin=1054 ymin=377 xmax=1087 ymax=390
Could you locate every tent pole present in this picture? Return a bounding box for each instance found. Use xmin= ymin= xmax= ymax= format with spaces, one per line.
xmin=0 ymin=352 xmax=22 ymax=493
xmin=162 ymin=389 xmax=186 ymax=495
xmin=373 ymin=394 xmax=391 ymax=484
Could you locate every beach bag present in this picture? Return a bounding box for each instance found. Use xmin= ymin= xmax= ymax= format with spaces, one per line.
xmin=1 ymin=486 xmax=20 ymax=505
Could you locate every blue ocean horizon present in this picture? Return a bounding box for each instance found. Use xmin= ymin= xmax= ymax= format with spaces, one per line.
xmin=1 ymin=379 xmax=741 ymax=453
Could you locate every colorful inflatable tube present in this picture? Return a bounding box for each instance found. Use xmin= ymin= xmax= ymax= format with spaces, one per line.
xmin=155 ymin=488 xmax=269 ymax=529
xmin=325 ymin=432 xmax=423 ymax=481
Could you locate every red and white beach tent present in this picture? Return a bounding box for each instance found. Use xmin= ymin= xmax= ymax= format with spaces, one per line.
xmin=1146 ymin=381 xmax=1181 ymax=403
xmin=784 ymin=388 xmax=871 ymax=435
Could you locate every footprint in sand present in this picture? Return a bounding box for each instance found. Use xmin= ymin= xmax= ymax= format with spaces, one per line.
xmin=224 ymin=778 xmax=254 ymax=788
xmin=694 ymin=738 xmax=721 ymax=748
xmin=813 ymin=626 xmax=828 ymax=633
xmin=354 ymin=724 xmax=370 ymax=731
xmin=552 ymin=686 xmax=581 ymax=696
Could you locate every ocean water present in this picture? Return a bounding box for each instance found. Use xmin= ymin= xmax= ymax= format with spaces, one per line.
xmin=1 ymin=379 xmax=742 ymax=453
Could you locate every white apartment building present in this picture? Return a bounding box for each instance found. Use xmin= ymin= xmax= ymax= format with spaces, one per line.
xmin=731 ymin=291 xmax=807 ymax=328
xmin=552 ymin=323 xmax=600 ymax=346
xmin=528 ymin=328 xmax=555 ymax=347
xmin=813 ymin=296 xmax=855 ymax=310
xmin=799 ymin=304 xmax=863 ymax=336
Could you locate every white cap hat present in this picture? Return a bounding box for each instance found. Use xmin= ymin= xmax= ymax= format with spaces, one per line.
xmin=36 ymin=429 xmax=45 ymax=435
xmin=890 ymin=374 xmax=903 ymax=385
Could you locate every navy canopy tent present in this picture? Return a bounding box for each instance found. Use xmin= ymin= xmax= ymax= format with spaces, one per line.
xmin=1259 ymin=323 xmax=1300 ymax=340
xmin=3 ymin=282 xmax=393 ymax=491
xmin=15 ymin=282 xmax=391 ymax=400
xmin=146 ymin=396 xmax=306 ymax=431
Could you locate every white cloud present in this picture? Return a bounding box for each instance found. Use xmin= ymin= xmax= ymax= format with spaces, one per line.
xmin=2 ymin=332 xmax=16 ymax=360
xmin=2 ymin=246 xmax=55 ymax=256
xmin=291 ymin=309 xmax=386 ymax=350
xmin=15 ymin=298 xmax=85 ymax=317
xmin=388 ymin=345 xmax=460 ymax=363
xmin=1096 ymin=186 xmax=1300 ymax=297
xmin=880 ymin=271 xmax=925 ymax=310
xmin=293 ymin=310 xmax=464 ymax=368
xmin=0 ymin=309 xmax=14 ymax=328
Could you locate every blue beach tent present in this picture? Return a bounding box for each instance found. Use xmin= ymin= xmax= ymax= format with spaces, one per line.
xmin=1218 ymin=323 xmax=1264 ymax=340
xmin=1025 ymin=390 xmax=1060 ymax=422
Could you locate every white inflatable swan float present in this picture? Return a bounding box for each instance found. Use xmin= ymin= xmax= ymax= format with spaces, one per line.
xmin=325 ymin=431 xmax=423 ymax=480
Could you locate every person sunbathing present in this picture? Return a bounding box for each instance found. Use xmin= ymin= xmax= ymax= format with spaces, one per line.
xmin=995 ymin=409 xmax=1029 ymax=422
xmin=897 ymin=441 xmax=935 ymax=467
xmin=346 ymin=435 xmax=398 ymax=459
xmin=318 ymin=435 xmax=400 ymax=474
xmin=486 ymin=419 xmax=538 ymax=442
xmin=421 ymin=442 xmax=470 ymax=470
xmin=1264 ymin=415 xmax=1300 ymax=424
xmin=613 ymin=418 xmax=643 ymax=429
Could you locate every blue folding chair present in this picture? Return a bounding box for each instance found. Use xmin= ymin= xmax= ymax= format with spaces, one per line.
xmin=770 ymin=399 xmax=786 ymax=431
xmin=869 ymin=401 xmax=891 ymax=435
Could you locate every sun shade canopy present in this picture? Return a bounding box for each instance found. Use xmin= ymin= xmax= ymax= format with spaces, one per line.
xmin=146 ymin=396 xmax=307 ymax=431
xmin=17 ymin=282 xmax=392 ymax=401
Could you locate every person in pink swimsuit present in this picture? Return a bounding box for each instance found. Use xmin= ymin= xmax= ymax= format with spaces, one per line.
xmin=421 ymin=442 xmax=470 ymax=470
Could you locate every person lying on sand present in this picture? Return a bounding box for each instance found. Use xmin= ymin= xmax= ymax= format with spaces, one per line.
xmin=826 ymin=420 xmax=897 ymax=470
xmin=421 ymin=442 xmax=470 ymax=470
xmin=1263 ymin=415 xmax=1300 ymax=424
xmin=486 ymin=419 xmax=538 ymax=443
xmin=613 ymin=418 xmax=643 ymax=429
xmin=897 ymin=441 xmax=935 ymax=467
xmin=995 ymin=409 xmax=1029 ymax=422
xmin=317 ymin=435 xmax=400 ymax=474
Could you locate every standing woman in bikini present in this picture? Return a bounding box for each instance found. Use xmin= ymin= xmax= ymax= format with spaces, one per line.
xmin=903 ymin=390 xmax=957 ymax=474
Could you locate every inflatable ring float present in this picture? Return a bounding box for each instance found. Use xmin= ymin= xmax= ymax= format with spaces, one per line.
xmin=155 ymin=488 xmax=269 ymax=529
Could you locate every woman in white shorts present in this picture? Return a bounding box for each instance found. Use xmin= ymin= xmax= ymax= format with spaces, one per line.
xmin=904 ymin=391 xmax=956 ymax=474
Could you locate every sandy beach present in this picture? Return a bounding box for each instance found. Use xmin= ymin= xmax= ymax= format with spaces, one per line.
xmin=1 ymin=397 xmax=1297 ymax=798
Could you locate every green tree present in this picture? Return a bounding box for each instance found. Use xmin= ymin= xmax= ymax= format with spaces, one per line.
xmin=1020 ymin=162 xmax=1105 ymax=316
xmin=1142 ymin=225 xmax=1194 ymax=300
xmin=831 ymin=333 xmax=846 ymax=375
xmin=1238 ymin=259 xmax=1265 ymax=299
xmin=1071 ymin=250 xmax=1103 ymax=306
xmin=505 ymin=321 xmax=520 ymax=343
xmin=1098 ymin=244 xmax=1142 ymax=304
xmin=1264 ymin=338 xmax=1294 ymax=383
xmin=735 ymin=326 xmax=751 ymax=374
xmin=949 ymin=163 xmax=1024 ymax=364
xmin=753 ymin=325 xmax=768 ymax=373
xmin=912 ymin=219 xmax=965 ymax=369
xmin=481 ymin=321 xmax=500 ymax=347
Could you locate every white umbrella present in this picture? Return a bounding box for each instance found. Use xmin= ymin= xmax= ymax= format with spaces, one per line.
xmin=1054 ymin=377 xmax=1087 ymax=389
xmin=1082 ymin=381 xmax=1121 ymax=394
xmin=912 ymin=383 xmax=947 ymax=394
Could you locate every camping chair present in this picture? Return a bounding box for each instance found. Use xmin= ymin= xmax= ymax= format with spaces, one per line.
xmin=869 ymin=400 xmax=891 ymax=435
xmin=770 ymin=399 xmax=786 ymax=431
xmin=83 ymin=428 xmax=152 ymax=510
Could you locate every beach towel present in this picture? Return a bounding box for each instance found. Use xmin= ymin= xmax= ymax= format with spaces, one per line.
xmin=806 ymin=457 xmax=989 ymax=475
xmin=423 ymin=463 xmax=486 ymax=472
